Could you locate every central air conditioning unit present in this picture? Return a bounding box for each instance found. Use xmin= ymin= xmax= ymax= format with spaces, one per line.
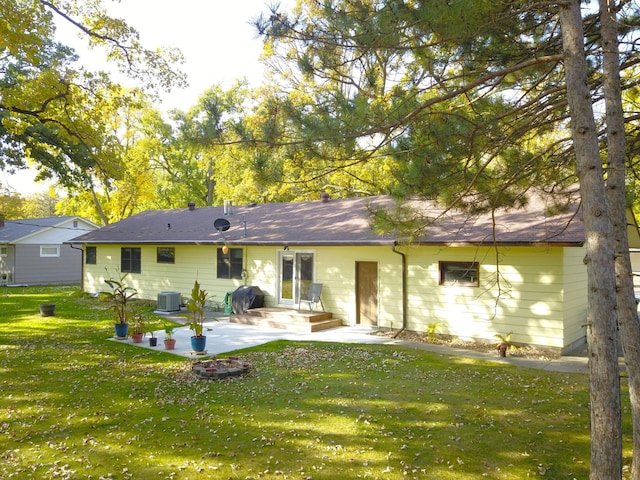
xmin=157 ymin=292 xmax=181 ymax=312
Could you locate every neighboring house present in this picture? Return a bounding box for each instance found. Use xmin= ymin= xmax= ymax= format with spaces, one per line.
xmin=0 ymin=216 xmax=99 ymax=285
xmin=67 ymin=194 xmax=640 ymax=353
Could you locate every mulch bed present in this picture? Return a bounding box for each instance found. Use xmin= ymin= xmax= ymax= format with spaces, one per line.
xmin=374 ymin=329 xmax=562 ymax=361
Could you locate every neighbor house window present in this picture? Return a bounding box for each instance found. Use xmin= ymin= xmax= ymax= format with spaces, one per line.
xmin=217 ymin=248 xmax=243 ymax=279
xmin=0 ymin=246 xmax=6 ymax=257
xmin=40 ymin=245 xmax=60 ymax=257
xmin=121 ymin=247 xmax=141 ymax=274
xmin=439 ymin=261 xmax=479 ymax=287
xmin=85 ymin=246 xmax=97 ymax=265
xmin=157 ymin=247 xmax=175 ymax=264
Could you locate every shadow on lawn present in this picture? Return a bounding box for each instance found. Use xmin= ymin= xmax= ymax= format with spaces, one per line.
xmin=0 ymin=286 xmax=606 ymax=479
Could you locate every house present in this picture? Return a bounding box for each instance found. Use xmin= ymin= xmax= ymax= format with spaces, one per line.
xmin=0 ymin=216 xmax=99 ymax=285
xmin=67 ymin=194 xmax=640 ymax=354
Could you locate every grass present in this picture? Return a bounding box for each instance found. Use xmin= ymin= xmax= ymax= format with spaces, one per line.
xmin=0 ymin=285 xmax=632 ymax=479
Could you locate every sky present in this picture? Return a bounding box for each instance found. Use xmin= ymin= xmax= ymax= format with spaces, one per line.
xmin=6 ymin=0 xmax=286 ymax=195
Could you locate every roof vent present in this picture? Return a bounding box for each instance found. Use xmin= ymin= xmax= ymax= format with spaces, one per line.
xmin=188 ymin=202 xmax=196 ymax=211
xmin=320 ymin=192 xmax=330 ymax=203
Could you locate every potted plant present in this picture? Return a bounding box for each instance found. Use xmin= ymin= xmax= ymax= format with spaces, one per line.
xmin=164 ymin=325 xmax=176 ymax=350
xmin=147 ymin=325 xmax=158 ymax=347
xmin=104 ymin=273 xmax=138 ymax=339
xmin=186 ymin=280 xmax=211 ymax=353
xmin=130 ymin=314 xmax=145 ymax=343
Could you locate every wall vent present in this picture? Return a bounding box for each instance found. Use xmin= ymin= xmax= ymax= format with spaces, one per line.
xmin=157 ymin=292 xmax=181 ymax=312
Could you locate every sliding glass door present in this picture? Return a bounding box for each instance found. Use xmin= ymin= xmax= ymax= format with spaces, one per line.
xmin=278 ymin=251 xmax=314 ymax=306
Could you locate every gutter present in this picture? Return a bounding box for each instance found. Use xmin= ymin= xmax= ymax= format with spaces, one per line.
xmin=391 ymin=242 xmax=407 ymax=338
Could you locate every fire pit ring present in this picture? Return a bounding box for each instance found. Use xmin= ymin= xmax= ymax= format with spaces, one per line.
xmin=191 ymin=356 xmax=250 ymax=380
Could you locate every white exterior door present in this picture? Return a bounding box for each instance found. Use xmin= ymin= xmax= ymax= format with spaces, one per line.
xmin=278 ymin=251 xmax=314 ymax=306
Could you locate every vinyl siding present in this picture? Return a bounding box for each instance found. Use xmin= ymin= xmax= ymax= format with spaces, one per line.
xmin=562 ymin=246 xmax=588 ymax=350
xmin=84 ymin=244 xmax=246 ymax=306
xmin=398 ymin=245 xmax=584 ymax=349
xmin=14 ymin=244 xmax=82 ymax=285
xmin=83 ymin=242 xmax=587 ymax=349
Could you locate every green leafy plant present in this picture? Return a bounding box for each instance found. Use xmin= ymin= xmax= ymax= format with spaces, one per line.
xmin=104 ymin=272 xmax=138 ymax=325
xmin=186 ymin=280 xmax=210 ymax=337
xmin=164 ymin=324 xmax=174 ymax=340
xmin=130 ymin=311 xmax=146 ymax=337
xmin=426 ymin=322 xmax=441 ymax=341
xmin=495 ymin=331 xmax=515 ymax=355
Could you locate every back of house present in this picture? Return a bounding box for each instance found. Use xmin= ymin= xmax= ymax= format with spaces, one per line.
xmin=66 ymin=193 xmax=618 ymax=354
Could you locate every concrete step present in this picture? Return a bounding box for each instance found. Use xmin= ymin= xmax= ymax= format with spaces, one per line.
xmin=230 ymin=307 xmax=343 ymax=333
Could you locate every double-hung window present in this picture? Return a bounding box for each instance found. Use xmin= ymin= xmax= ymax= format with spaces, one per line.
xmin=85 ymin=246 xmax=97 ymax=265
xmin=121 ymin=247 xmax=141 ymax=274
xmin=217 ymin=248 xmax=243 ymax=279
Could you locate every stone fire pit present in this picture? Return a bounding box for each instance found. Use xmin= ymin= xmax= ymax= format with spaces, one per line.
xmin=191 ymin=356 xmax=250 ymax=380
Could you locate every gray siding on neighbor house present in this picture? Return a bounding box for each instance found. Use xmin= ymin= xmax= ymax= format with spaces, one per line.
xmin=13 ymin=244 xmax=83 ymax=285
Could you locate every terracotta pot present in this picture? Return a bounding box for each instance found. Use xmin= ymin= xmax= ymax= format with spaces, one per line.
xmin=164 ymin=339 xmax=176 ymax=350
xmin=132 ymin=333 xmax=144 ymax=343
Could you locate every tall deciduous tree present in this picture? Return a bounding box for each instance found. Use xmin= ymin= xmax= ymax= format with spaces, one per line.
xmin=0 ymin=0 xmax=186 ymax=193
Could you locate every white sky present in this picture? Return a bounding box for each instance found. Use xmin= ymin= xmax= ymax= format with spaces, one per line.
xmin=6 ymin=0 xmax=285 ymax=195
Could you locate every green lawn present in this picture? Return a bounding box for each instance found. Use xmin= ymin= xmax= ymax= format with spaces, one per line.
xmin=0 ymin=285 xmax=632 ymax=479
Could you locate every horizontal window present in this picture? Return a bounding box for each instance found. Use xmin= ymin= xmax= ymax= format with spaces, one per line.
xmin=439 ymin=261 xmax=479 ymax=287
xmin=40 ymin=245 xmax=60 ymax=257
xmin=157 ymin=247 xmax=175 ymax=264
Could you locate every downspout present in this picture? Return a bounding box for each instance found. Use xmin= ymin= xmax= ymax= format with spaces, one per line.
xmin=391 ymin=242 xmax=407 ymax=338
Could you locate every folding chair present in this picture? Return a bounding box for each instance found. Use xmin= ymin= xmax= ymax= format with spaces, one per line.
xmin=298 ymin=283 xmax=324 ymax=312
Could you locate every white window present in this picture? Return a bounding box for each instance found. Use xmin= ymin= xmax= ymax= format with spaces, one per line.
xmin=40 ymin=245 xmax=60 ymax=257
xmin=0 ymin=246 xmax=6 ymax=257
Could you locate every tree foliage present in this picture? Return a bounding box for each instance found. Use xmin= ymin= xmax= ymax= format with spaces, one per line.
xmin=254 ymin=0 xmax=640 ymax=214
xmin=0 ymin=0 xmax=186 ymax=199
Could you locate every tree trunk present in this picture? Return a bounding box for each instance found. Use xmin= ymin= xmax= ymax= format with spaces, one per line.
xmin=600 ymin=0 xmax=640 ymax=477
xmin=91 ymin=184 xmax=109 ymax=225
xmin=560 ymin=1 xmax=621 ymax=478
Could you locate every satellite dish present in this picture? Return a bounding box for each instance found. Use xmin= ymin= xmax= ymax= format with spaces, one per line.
xmin=214 ymin=218 xmax=231 ymax=232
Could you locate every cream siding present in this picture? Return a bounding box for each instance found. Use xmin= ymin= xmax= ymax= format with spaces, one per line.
xmin=561 ymin=246 xmax=588 ymax=351
xmin=245 ymin=246 xmax=402 ymax=325
xmin=83 ymin=242 xmax=587 ymax=350
xmin=84 ymin=244 xmax=246 ymax=307
xmin=398 ymin=245 xmax=586 ymax=350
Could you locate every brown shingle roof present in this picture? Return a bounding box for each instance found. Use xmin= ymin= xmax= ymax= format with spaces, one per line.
xmin=68 ymin=195 xmax=585 ymax=247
